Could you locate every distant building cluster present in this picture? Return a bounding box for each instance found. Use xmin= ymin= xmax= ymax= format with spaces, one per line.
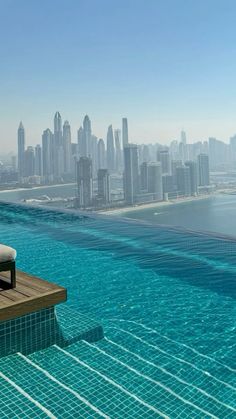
xmin=5 ymin=113 xmax=218 ymax=208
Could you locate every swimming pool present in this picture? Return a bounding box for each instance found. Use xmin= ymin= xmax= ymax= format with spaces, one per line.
xmin=0 ymin=201 xmax=235 ymax=418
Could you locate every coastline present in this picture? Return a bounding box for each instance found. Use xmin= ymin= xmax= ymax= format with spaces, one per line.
xmin=0 ymin=183 xmax=76 ymax=194
xmin=99 ymin=194 xmax=214 ymax=216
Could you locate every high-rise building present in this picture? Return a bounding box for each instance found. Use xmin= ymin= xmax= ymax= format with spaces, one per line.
xmin=157 ymin=149 xmax=171 ymax=175
xmin=147 ymin=162 xmax=163 ymax=200
xmin=83 ymin=115 xmax=92 ymax=157
xmin=97 ymin=138 xmax=106 ymax=169
xmin=181 ymin=130 xmax=187 ymax=145
xmin=17 ymin=121 xmax=25 ymax=179
xmin=77 ymin=126 xmax=84 ymax=157
xmin=140 ymin=162 xmax=148 ymax=191
xmin=35 ymin=145 xmax=42 ymax=176
xmin=53 ymin=112 xmax=63 ymax=177
xmin=63 ymin=121 xmax=72 ymax=174
xmin=122 ymin=118 xmax=129 ymax=148
xmin=114 ymin=129 xmax=122 ymax=172
xmin=162 ymin=175 xmax=174 ymax=196
xmin=24 ymin=146 xmax=35 ymax=177
xmin=185 ymin=160 xmax=198 ymax=195
xmin=176 ymin=166 xmax=191 ymax=196
xmin=197 ymin=153 xmax=210 ymax=186
xmin=42 ymin=128 xmax=54 ymax=182
xmin=107 ymin=125 xmax=115 ymax=172
xmin=91 ymin=135 xmax=98 ymax=176
xmin=97 ymin=169 xmax=110 ymax=204
xmin=77 ymin=157 xmax=93 ymax=207
xmin=123 ymin=144 xmax=139 ymax=204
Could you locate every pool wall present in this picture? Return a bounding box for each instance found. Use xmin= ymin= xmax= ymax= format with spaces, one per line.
xmin=0 ymin=304 xmax=104 ymax=357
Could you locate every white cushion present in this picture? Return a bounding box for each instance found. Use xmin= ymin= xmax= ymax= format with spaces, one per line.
xmin=0 ymin=244 xmax=17 ymax=263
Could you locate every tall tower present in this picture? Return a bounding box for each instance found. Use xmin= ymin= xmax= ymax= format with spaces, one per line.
xmin=97 ymin=138 xmax=106 ymax=169
xmin=185 ymin=161 xmax=198 ymax=195
xmin=123 ymin=144 xmax=139 ymax=204
xmin=24 ymin=146 xmax=35 ymax=177
xmin=197 ymin=154 xmax=210 ymax=186
xmin=147 ymin=162 xmax=163 ymax=200
xmin=77 ymin=156 xmax=93 ymax=208
xmin=17 ymin=121 xmax=25 ymax=180
xmin=35 ymin=144 xmax=42 ymax=176
xmin=77 ymin=126 xmax=84 ymax=157
xmin=122 ymin=118 xmax=129 ymax=148
xmin=53 ymin=112 xmax=63 ymax=178
xmin=63 ymin=120 xmax=72 ymax=174
xmin=114 ymin=129 xmax=122 ymax=172
xmin=157 ymin=149 xmax=171 ymax=175
xmin=42 ymin=128 xmax=54 ymax=183
xmin=107 ymin=125 xmax=115 ymax=172
xmin=83 ymin=115 xmax=92 ymax=157
xmin=97 ymin=169 xmax=110 ymax=204
xmin=176 ymin=166 xmax=191 ymax=196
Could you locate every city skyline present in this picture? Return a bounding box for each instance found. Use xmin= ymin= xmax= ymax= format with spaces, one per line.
xmin=2 ymin=0 xmax=236 ymax=150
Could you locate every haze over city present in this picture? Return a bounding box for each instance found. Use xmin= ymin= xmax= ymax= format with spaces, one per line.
xmin=1 ymin=0 xmax=236 ymax=151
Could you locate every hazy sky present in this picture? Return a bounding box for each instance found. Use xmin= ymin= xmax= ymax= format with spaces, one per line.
xmin=1 ymin=0 xmax=236 ymax=151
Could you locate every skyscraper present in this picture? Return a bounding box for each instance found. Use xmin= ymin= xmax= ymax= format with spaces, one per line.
xmin=157 ymin=149 xmax=171 ymax=175
xmin=107 ymin=125 xmax=115 ymax=172
xmin=35 ymin=145 xmax=42 ymax=176
xmin=77 ymin=157 xmax=93 ymax=208
xmin=147 ymin=162 xmax=163 ymax=200
xmin=53 ymin=112 xmax=63 ymax=177
xmin=197 ymin=153 xmax=210 ymax=186
xmin=114 ymin=129 xmax=122 ymax=172
xmin=83 ymin=115 xmax=92 ymax=157
xmin=176 ymin=166 xmax=191 ymax=196
xmin=42 ymin=128 xmax=54 ymax=182
xmin=97 ymin=138 xmax=106 ymax=169
xmin=77 ymin=127 xmax=84 ymax=157
xmin=185 ymin=160 xmax=198 ymax=195
xmin=123 ymin=144 xmax=139 ymax=204
xmin=97 ymin=169 xmax=110 ymax=204
xmin=122 ymin=118 xmax=129 ymax=148
xmin=17 ymin=121 xmax=25 ymax=179
xmin=24 ymin=146 xmax=35 ymax=177
xmin=63 ymin=120 xmax=72 ymax=174
xmin=140 ymin=162 xmax=148 ymax=191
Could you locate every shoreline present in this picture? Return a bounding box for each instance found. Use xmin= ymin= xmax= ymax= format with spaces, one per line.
xmin=99 ymin=194 xmax=214 ymax=216
xmin=0 ymin=183 xmax=77 ymax=194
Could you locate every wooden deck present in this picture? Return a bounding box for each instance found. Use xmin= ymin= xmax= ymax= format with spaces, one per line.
xmin=0 ymin=270 xmax=67 ymax=322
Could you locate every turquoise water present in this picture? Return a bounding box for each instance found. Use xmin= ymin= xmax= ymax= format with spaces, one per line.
xmin=0 ymin=201 xmax=235 ymax=417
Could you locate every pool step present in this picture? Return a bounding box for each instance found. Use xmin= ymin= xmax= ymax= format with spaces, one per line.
xmin=0 ymin=351 xmax=105 ymax=418
xmin=64 ymin=339 xmax=236 ymax=419
xmin=0 ymin=334 xmax=235 ymax=419
xmin=28 ymin=345 xmax=160 ymax=418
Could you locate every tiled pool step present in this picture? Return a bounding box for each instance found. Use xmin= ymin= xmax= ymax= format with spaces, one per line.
xmin=0 ymin=351 xmax=104 ymax=418
xmin=0 ymin=327 xmax=235 ymax=418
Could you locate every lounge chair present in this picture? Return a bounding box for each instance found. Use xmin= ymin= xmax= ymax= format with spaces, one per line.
xmin=0 ymin=244 xmax=17 ymax=288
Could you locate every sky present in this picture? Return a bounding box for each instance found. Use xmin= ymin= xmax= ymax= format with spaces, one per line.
xmin=1 ymin=0 xmax=236 ymax=152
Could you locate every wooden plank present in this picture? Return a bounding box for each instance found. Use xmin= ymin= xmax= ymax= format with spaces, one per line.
xmin=0 ymin=269 xmax=67 ymax=322
xmin=0 ymin=289 xmax=67 ymax=322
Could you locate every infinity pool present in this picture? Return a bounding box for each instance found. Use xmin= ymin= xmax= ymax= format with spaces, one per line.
xmin=0 ymin=201 xmax=235 ymax=418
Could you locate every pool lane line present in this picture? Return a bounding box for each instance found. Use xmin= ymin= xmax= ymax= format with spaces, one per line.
xmin=106 ymin=326 xmax=236 ymax=392
xmin=55 ymin=345 xmax=169 ymax=418
xmin=82 ymin=340 xmax=219 ymax=419
xmin=120 ymin=319 xmax=236 ymax=373
xmin=103 ymin=337 xmax=236 ymax=414
xmin=0 ymin=371 xmax=56 ymax=419
xmin=17 ymin=353 xmax=109 ymax=419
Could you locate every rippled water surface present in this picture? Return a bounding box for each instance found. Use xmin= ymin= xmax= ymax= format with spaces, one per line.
xmin=0 ymin=202 xmax=235 ymax=365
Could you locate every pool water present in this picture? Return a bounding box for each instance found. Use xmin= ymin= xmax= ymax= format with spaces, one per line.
xmin=0 ymin=201 xmax=235 ymax=418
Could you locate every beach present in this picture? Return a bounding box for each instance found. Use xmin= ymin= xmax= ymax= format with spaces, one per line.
xmin=100 ymin=194 xmax=213 ymax=216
